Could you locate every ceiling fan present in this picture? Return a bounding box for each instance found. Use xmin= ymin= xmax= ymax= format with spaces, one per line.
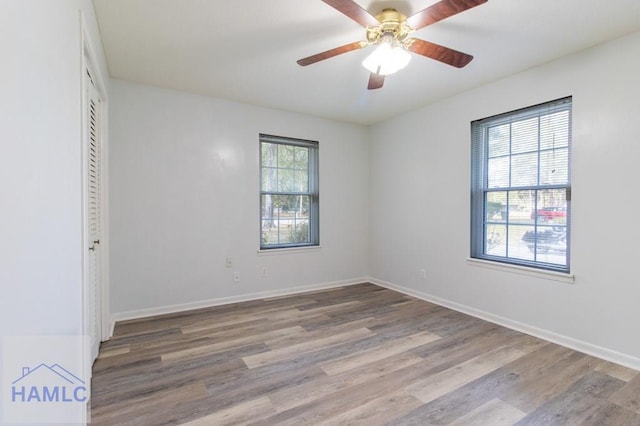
xmin=297 ymin=0 xmax=487 ymax=90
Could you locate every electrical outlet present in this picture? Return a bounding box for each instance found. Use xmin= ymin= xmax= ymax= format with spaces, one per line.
xmin=233 ymin=272 xmax=240 ymax=282
xmin=260 ymin=266 xmax=268 ymax=278
xmin=226 ymin=257 xmax=233 ymax=268
xmin=419 ymin=269 xmax=426 ymax=279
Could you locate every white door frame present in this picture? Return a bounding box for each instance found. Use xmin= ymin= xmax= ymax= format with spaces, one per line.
xmin=81 ymin=13 xmax=110 ymax=361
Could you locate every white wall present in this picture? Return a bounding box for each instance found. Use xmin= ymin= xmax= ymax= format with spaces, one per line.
xmin=370 ymin=31 xmax=640 ymax=364
xmin=110 ymin=32 xmax=640 ymax=365
xmin=0 ymin=0 xmax=108 ymax=416
xmin=109 ymin=80 xmax=370 ymax=317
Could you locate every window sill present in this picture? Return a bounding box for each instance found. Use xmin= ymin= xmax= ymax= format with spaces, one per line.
xmin=257 ymin=246 xmax=322 ymax=256
xmin=466 ymin=257 xmax=574 ymax=284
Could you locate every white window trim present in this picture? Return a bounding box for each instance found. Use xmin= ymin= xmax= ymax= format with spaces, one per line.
xmin=257 ymin=246 xmax=322 ymax=256
xmin=467 ymin=257 xmax=574 ymax=284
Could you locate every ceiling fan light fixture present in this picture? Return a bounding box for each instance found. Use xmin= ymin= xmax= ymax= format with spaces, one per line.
xmin=297 ymin=0 xmax=485 ymax=89
xmin=362 ymin=39 xmax=411 ymax=76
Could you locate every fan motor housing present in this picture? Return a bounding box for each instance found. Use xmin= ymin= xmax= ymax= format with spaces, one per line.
xmin=366 ymin=8 xmax=411 ymax=43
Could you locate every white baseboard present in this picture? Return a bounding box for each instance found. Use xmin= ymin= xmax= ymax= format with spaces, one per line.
xmin=368 ymin=276 xmax=640 ymax=371
xmin=109 ymin=277 xmax=369 ymax=329
xmin=107 ymin=276 xmax=640 ymax=371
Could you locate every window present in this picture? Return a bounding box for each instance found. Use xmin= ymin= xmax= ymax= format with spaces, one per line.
xmin=260 ymin=134 xmax=319 ymax=249
xmin=471 ymin=97 xmax=572 ymax=272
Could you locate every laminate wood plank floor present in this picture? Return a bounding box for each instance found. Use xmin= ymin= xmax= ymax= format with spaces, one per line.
xmin=91 ymin=283 xmax=640 ymax=425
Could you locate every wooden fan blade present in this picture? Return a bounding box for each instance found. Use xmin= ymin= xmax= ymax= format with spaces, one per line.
xmin=297 ymin=41 xmax=365 ymax=66
xmin=406 ymin=0 xmax=487 ymax=31
xmin=322 ymin=0 xmax=380 ymax=28
xmin=407 ymin=38 xmax=473 ymax=68
xmin=368 ymin=73 xmax=385 ymax=90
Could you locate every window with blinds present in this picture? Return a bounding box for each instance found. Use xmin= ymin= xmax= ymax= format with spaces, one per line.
xmin=471 ymin=97 xmax=572 ymax=272
xmin=260 ymin=134 xmax=319 ymax=249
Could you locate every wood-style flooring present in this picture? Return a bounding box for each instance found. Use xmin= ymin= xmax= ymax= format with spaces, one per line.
xmin=91 ymin=283 xmax=640 ymax=425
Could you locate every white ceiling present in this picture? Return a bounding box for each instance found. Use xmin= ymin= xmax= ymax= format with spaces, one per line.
xmin=93 ymin=0 xmax=640 ymax=125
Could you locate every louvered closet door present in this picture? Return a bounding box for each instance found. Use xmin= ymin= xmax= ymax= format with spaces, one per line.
xmin=86 ymin=69 xmax=102 ymax=361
